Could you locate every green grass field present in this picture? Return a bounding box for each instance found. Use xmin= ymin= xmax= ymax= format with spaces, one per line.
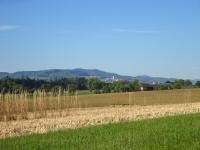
xmin=0 ymin=113 xmax=200 ymax=150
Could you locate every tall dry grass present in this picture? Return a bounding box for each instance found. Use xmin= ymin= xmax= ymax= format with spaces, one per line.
xmin=0 ymin=90 xmax=79 ymax=121
xmin=0 ymin=88 xmax=200 ymax=121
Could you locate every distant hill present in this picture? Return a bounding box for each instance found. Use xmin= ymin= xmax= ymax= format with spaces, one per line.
xmin=135 ymin=75 xmax=177 ymax=84
xmin=0 ymin=68 xmax=177 ymax=83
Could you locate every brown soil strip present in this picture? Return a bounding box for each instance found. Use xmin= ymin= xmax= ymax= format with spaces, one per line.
xmin=0 ymin=103 xmax=200 ymax=139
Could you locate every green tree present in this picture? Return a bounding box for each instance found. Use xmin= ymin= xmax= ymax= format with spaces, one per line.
xmin=195 ymin=81 xmax=200 ymax=88
xmin=111 ymin=81 xmax=130 ymax=93
xmin=129 ymin=80 xmax=141 ymax=91
xmin=184 ymin=80 xmax=192 ymax=87
xmin=173 ymin=82 xmax=181 ymax=89
xmin=160 ymin=84 xmax=169 ymax=90
xmin=87 ymin=78 xmax=103 ymax=93
xmin=76 ymin=78 xmax=88 ymax=90
xmin=101 ymin=83 xmax=111 ymax=93
xmin=173 ymin=80 xmax=185 ymax=89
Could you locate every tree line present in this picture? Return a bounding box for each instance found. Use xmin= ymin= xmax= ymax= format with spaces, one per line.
xmin=0 ymin=77 xmax=200 ymax=95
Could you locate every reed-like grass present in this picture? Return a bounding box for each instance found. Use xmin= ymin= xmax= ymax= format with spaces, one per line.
xmin=0 ymin=90 xmax=78 ymax=121
xmin=0 ymin=88 xmax=200 ymax=121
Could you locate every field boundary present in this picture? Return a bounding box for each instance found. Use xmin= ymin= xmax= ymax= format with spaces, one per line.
xmin=1 ymin=102 xmax=200 ymax=139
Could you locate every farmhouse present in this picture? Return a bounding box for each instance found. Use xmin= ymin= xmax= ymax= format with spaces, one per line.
xmin=140 ymin=82 xmax=160 ymax=91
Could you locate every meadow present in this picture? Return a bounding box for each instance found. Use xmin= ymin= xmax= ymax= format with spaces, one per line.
xmin=0 ymin=113 xmax=200 ymax=150
xmin=0 ymin=88 xmax=200 ymax=121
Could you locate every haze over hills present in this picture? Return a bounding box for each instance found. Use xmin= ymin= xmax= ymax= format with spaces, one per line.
xmin=0 ymin=68 xmax=179 ymax=84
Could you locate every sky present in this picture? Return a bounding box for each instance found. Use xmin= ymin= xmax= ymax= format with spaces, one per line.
xmin=0 ymin=0 xmax=200 ymax=79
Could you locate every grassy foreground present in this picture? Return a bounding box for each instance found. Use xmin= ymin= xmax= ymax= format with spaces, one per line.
xmin=1 ymin=114 xmax=200 ymax=150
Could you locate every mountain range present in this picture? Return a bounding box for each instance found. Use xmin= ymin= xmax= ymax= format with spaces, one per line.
xmin=0 ymin=68 xmax=179 ymax=84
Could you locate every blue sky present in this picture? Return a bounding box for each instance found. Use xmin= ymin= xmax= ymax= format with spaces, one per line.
xmin=0 ymin=0 xmax=200 ymax=79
